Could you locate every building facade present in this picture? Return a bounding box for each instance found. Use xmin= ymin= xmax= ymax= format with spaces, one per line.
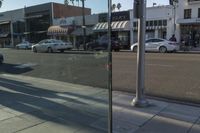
xmin=0 ymin=2 xmax=91 ymax=47
xmin=130 ymin=5 xmax=175 ymax=45
xmin=25 ymin=2 xmax=91 ymax=43
xmin=176 ymin=0 xmax=200 ymax=47
xmin=0 ymin=9 xmax=25 ymax=47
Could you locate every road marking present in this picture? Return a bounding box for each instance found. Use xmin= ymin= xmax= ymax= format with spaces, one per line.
xmin=147 ymin=64 xmax=174 ymax=68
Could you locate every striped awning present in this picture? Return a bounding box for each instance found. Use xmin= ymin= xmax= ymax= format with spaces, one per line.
xmin=93 ymin=21 xmax=130 ymax=32
xmin=47 ymin=26 xmax=73 ymax=36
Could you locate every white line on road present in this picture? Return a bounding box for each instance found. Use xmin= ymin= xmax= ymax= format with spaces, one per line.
xmin=147 ymin=64 xmax=174 ymax=68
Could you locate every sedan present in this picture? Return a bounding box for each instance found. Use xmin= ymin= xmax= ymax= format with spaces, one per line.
xmin=86 ymin=36 xmax=120 ymax=51
xmin=16 ymin=41 xmax=32 ymax=49
xmin=32 ymin=39 xmax=73 ymax=53
xmin=130 ymin=38 xmax=179 ymax=53
xmin=0 ymin=53 xmax=4 ymax=64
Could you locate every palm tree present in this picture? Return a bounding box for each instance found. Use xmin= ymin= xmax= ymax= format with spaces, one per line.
xmin=117 ymin=3 xmax=122 ymax=11
xmin=0 ymin=0 xmax=3 ymax=8
xmin=111 ymin=4 xmax=116 ymax=12
xmin=64 ymin=0 xmax=69 ymax=5
xmin=64 ymin=0 xmax=87 ymax=50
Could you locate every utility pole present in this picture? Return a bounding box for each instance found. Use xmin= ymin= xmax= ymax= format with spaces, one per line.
xmin=81 ymin=0 xmax=86 ymax=50
xmin=10 ymin=17 xmax=14 ymax=47
xmin=132 ymin=0 xmax=149 ymax=107
xmin=108 ymin=1 xmax=112 ymax=133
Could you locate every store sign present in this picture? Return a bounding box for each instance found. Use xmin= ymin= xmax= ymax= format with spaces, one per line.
xmin=112 ymin=11 xmax=130 ymax=21
xmin=99 ymin=11 xmax=130 ymax=22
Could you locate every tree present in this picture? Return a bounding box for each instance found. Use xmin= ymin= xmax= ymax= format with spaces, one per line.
xmin=111 ymin=4 xmax=116 ymax=12
xmin=64 ymin=0 xmax=69 ymax=5
xmin=117 ymin=3 xmax=122 ymax=11
xmin=64 ymin=0 xmax=87 ymax=50
xmin=0 ymin=0 xmax=3 ymax=8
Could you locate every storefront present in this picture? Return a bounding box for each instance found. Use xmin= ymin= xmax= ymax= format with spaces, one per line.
xmin=177 ymin=18 xmax=200 ymax=47
xmin=93 ymin=11 xmax=131 ymax=49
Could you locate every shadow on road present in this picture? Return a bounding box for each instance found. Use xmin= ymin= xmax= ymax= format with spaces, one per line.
xmin=0 ymin=63 xmax=33 ymax=74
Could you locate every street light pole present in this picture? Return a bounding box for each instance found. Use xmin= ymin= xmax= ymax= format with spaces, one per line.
xmin=132 ymin=0 xmax=149 ymax=107
xmin=173 ymin=1 xmax=178 ymax=34
xmin=81 ymin=0 xmax=86 ymax=50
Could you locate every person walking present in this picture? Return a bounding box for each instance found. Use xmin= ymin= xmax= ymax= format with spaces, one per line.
xmin=169 ymin=34 xmax=177 ymax=42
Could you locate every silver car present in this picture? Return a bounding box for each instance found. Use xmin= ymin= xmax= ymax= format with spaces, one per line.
xmin=131 ymin=38 xmax=179 ymax=53
xmin=32 ymin=39 xmax=73 ymax=53
xmin=16 ymin=41 xmax=32 ymax=49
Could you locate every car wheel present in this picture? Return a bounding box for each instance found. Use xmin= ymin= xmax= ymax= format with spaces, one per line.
xmin=133 ymin=46 xmax=137 ymax=52
xmin=159 ymin=46 xmax=167 ymax=53
xmin=33 ymin=47 xmax=37 ymax=53
xmin=25 ymin=46 xmax=28 ymax=50
xmin=48 ymin=47 xmax=53 ymax=53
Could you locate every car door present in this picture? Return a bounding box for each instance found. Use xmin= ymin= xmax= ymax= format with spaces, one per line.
xmin=145 ymin=39 xmax=153 ymax=51
xmin=40 ymin=40 xmax=48 ymax=52
xmin=35 ymin=40 xmax=44 ymax=52
xmin=151 ymin=39 xmax=164 ymax=51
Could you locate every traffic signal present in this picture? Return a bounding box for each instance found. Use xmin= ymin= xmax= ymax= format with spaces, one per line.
xmin=134 ymin=0 xmax=140 ymax=18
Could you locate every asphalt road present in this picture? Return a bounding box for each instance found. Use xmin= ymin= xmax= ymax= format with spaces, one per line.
xmin=113 ymin=52 xmax=200 ymax=103
xmin=0 ymin=49 xmax=108 ymax=88
xmin=0 ymin=49 xmax=200 ymax=103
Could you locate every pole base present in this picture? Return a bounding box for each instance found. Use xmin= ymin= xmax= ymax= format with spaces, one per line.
xmin=131 ymin=97 xmax=149 ymax=108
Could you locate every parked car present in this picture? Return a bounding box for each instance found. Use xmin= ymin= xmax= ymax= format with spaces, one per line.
xmin=16 ymin=41 xmax=32 ymax=49
xmin=32 ymin=39 xmax=73 ymax=53
xmin=86 ymin=36 xmax=120 ymax=51
xmin=0 ymin=53 xmax=4 ymax=64
xmin=130 ymin=38 xmax=179 ymax=53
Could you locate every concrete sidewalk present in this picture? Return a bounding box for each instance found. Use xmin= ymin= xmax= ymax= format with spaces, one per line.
xmin=113 ymin=91 xmax=200 ymax=133
xmin=0 ymin=74 xmax=199 ymax=133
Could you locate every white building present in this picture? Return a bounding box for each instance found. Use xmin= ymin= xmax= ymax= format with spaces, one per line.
xmin=176 ymin=0 xmax=200 ymax=47
xmin=130 ymin=5 xmax=175 ymax=45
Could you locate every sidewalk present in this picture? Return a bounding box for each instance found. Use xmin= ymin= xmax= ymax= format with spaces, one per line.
xmin=0 ymin=74 xmax=199 ymax=133
xmin=113 ymin=91 xmax=200 ymax=133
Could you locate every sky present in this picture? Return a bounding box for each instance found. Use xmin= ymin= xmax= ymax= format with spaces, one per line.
xmin=0 ymin=0 xmax=169 ymax=14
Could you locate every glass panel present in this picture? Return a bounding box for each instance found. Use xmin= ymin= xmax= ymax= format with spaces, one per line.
xmin=0 ymin=1 xmax=109 ymax=133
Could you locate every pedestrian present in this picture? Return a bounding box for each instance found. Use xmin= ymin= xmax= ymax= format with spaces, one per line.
xmin=169 ymin=34 xmax=177 ymax=42
xmin=184 ymin=34 xmax=190 ymax=51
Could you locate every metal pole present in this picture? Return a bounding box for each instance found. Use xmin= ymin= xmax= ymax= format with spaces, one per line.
xmin=173 ymin=4 xmax=176 ymax=34
xmin=82 ymin=0 xmax=86 ymax=50
xmin=10 ymin=18 xmax=14 ymax=47
xmin=108 ymin=1 xmax=112 ymax=133
xmin=132 ymin=0 xmax=149 ymax=107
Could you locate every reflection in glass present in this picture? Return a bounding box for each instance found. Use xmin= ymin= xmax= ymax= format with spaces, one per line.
xmin=0 ymin=1 xmax=109 ymax=132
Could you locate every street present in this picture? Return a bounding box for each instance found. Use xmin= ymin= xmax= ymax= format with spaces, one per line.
xmin=0 ymin=49 xmax=200 ymax=103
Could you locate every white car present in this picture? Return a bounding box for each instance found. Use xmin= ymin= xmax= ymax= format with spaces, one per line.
xmin=32 ymin=39 xmax=73 ymax=53
xmin=16 ymin=41 xmax=32 ymax=49
xmin=130 ymin=38 xmax=179 ymax=53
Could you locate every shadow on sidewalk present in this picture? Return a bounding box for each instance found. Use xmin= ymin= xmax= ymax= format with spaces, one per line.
xmin=0 ymin=77 xmax=108 ymax=131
